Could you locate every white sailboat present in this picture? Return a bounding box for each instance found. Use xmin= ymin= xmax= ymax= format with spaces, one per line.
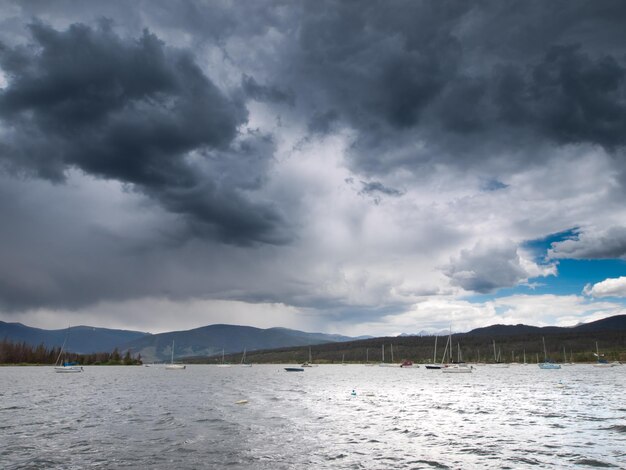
xmin=492 ymin=340 xmax=509 ymax=368
xmin=301 ymin=347 xmax=318 ymax=367
xmin=561 ymin=346 xmax=574 ymax=366
xmin=239 ymin=348 xmax=252 ymax=367
xmin=54 ymin=326 xmax=83 ymax=373
xmin=364 ymin=348 xmax=374 ymax=366
xmin=379 ymin=344 xmax=393 ymax=367
xmin=165 ymin=340 xmax=186 ymax=370
xmin=442 ymin=340 xmax=472 ymax=373
xmin=217 ymin=348 xmax=231 ymax=367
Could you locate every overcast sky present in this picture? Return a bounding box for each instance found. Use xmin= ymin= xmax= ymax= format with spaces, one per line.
xmin=1 ymin=0 xmax=626 ymax=336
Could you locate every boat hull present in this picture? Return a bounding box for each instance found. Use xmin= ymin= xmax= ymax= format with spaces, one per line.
xmin=538 ymin=363 xmax=561 ymax=369
xmin=442 ymin=365 xmax=472 ymax=373
xmin=54 ymin=366 xmax=83 ymax=373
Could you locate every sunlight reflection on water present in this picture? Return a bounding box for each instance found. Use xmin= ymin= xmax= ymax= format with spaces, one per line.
xmin=1 ymin=364 xmax=625 ymax=469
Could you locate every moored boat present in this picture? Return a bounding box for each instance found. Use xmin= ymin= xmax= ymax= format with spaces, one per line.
xmin=165 ymin=340 xmax=186 ymax=370
xmin=593 ymin=341 xmax=617 ymax=368
xmin=54 ymin=327 xmax=84 ymax=373
xmin=538 ymin=337 xmax=560 ymax=369
xmin=442 ymin=363 xmax=472 ymax=373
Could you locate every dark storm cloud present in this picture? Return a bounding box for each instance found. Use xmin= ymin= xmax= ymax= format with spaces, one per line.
xmin=307 ymin=109 xmax=339 ymax=134
xmin=495 ymin=45 xmax=626 ymax=149
xmin=242 ymin=75 xmax=294 ymax=106
xmin=2 ymin=0 xmax=626 ymax=314
xmin=277 ymin=0 xmax=626 ymax=177
xmin=0 ymin=21 xmax=287 ymax=245
xmin=359 ymin=181 xmax=404 ymax=198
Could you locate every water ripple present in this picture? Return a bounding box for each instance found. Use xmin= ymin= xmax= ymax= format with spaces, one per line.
xmin=1 ymin=365 xmax=625 ymax=468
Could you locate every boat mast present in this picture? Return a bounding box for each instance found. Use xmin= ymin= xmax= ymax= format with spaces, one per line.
xmin=493 ymin=339 xmax=497 ymax=363
xmin=441 ymin=333 xmax=450 ymax=365
xmin=55 ymin=326 xmax=70 ymax=366
xmin=433 ymin=335 xmax=437 ymax=363
xmin=542 ymin=337 xmax=547 ymax=362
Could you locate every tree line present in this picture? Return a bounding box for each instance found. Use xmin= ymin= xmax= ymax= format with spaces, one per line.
xmin=0 ymin=338 xmax=142 ymax=365
xmin=188 ymin=330 xmax=626 ymax=364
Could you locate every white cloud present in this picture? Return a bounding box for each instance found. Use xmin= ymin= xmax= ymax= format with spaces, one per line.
xmin=583 ymin=276 xmax=626 ymax=298
xmin=444 ymin=240 xmax=555 ymax=294
xmin=323 ymin=293 xmax=626 ymax=337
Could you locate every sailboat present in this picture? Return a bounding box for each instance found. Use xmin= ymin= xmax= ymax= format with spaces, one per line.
xmin=301 ymin=347 xmax=318 ymax=367
xmin=425 ymin=335 xmax=442 ymax=369
xmin=239 ymin=348 xmax=252 ymax=367
xmin=217 ymin=348 xmax=231 ymax=367
xmin=442 ymin=339 xmax=472 ymax=373
xmin=593 ymin=341 xmax=617 ymax=368
xmin=492 ymin=340 xmax=509 ymax=368
xmin=364 ymin=348 xmax=374 ymax=366
xmin=538 ymin=337 xmax=561 ymax=369
xmin=54 ymin=326 xmax=83 ymax=373
xmin=561 ymin=346 xmax=574 ymax=366
xmin=379 ymin=344 xmax=393 ymax=367
xmin=165 ymin=340 xmax=186 ymax=370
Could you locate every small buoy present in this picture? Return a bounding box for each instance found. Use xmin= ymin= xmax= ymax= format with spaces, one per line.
xmin=351 ymin=389 xmax=357 ymax=396
xmin=235 ymin=399 xmax=249 ymax=405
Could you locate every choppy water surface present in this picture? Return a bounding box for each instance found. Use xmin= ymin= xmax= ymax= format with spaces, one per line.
xmin=1 ymin=364 xmax=625 ymax=469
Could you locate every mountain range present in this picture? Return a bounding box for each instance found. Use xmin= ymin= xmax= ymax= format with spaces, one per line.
xmin=0 ymin=321 xmax=370 ymax=362
xmin=2 ymin=314 xmax=625 ymax=363
xmin=0 ymin=322 xmax=148 ymax=354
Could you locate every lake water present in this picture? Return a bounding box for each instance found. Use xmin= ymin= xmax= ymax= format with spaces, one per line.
xmin=1 ymin=364 xmax=625 ymax=469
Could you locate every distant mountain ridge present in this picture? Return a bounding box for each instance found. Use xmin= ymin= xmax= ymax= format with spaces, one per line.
xmin=2 ymin=314 xmax=625 ymax=362
xmin=466 ymin=315 xmax=626 ymax=337
xmin=0 ymin=321 xmax=150 ymax=354
xmin=0 ymin=321 xmax=368 ymax=362
xmin=120 ymin=324 xmax=367 ymax=362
